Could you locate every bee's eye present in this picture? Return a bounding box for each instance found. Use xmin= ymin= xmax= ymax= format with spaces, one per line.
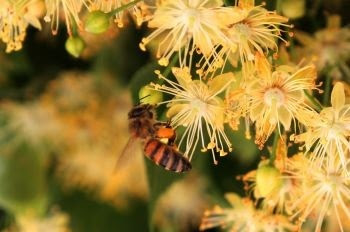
xmin=129 ymin=107 xmax=146 ymax=118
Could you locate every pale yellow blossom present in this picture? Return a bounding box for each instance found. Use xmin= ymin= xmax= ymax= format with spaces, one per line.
xmin=44 ymin=0 xmax=91 ymax=35
xmin=247 ymin=54 xmax=316 ymax=148
xmin=152 ymin=67 xmax=234 ymax=164
xmin=200 ymin=193 xmax=296 ymax=232
xmin=202 ymin=0 xmax=291 ymax=75
xmin=140 ymin=0 xmax=240 ymax=67
xmin=285 ymin=153 xmax=350 ymax=232
xmin=0 ymin=0 xmax=43 ymax=52
xmin=293 ymin=82 xmax=350 ymax=170
xmin=294 ymin=15 xmax=350 ymax=79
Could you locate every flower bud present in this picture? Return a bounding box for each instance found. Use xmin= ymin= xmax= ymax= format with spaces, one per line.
xmin=256 ymin=163 xmax=282 ymax=197
xmin=65 ymin=36 xmax=85 ymax=58
xmin=84 ymin=11 xmax=110 ymax=34
xmin=281 ymin=0 xmax=305 ymax=19
xmin=139 ymin=84 xmax=163 ymax=104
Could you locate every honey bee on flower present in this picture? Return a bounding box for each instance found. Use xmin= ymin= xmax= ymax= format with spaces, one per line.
xmin=151 ymin=67 xmax=234 ymax=164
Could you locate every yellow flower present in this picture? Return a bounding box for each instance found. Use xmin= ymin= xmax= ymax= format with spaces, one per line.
xmin=152 ymin=67 xmax=234 ymax=164
xmin=154 ymin=173 xmax=209 ymax=231
xmin=203 ymin=0 xmax=291 ymax=74
xmin=0 ymin=101 xmax=62 ymax=150
xmin=293 ymin=82 xmax=350 ymax=170
xmin=248 ymin=54 xmax=316 ymax=148
xmin=140 ymin=0 xmax=239 ymax=67
xmin=294 ymin=15 xmax=350 ymax=78
xmin=285 ymin=153 xmax=350 ymax=232
xmin=0 ymin=0 xmax=43 ymax=53
xmin=200 ymin=193 xmax=296 ymax=232
xmin=10 ymin=208 xmax=71 ymax=232
xmin=41 ymin=73 xmax=149 ymax=208
xmin=242 ymin=139 xmax=296 ymax=216
xmin=44 ymin=0 xmax=90 ymax=35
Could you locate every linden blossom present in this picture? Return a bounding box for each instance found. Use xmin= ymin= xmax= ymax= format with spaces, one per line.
xmin=284 ymin=154 xmax=350 ymax=232
xmin=293 ymin=82 xmax=350 ymax=171
xmin=200 ymin=193 xmax=296 ymax=231
xmin=44 ymin=0 xmax=91 ymax=35
xmin=246 ymin=53 xmax=317 ymax=148
xmin=0 ymin=0 xmax=42 ymax=53
xmin=151 ymin=67 xmax=235 ymax=164
xmin=199 ymin=0 xmax=292 ymax=77
xmin=139 ymin=0 xmax=241 ymax=68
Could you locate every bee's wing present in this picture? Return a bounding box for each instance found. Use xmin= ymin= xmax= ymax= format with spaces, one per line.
xmin=114 ymin=137 xmax=142 ymax=172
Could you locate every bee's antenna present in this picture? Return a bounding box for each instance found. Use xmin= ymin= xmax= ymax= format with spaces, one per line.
xmin=138 ymin=94 xmax=151 ymax=105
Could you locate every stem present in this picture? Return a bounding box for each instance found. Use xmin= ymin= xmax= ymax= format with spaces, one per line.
xmin=276 ymin=0 xmax=283 ymax=14
xmin=71 ymin=17 xmax=79 ymax=37
xmin=322 ymin=75 xmax=332 ymax=106
xmin=108 ymin=0 xmax=143 ymax=17
xmin=304 ymin=90 xmax=323 ymax=112
xmin=269 ymin=130 xmax=279 ymax=165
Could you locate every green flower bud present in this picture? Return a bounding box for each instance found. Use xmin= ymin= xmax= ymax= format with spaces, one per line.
xmin=65 ymin=36 xmax=85 ymax=58
xmin=281 ymin=0 xmax=305 ymax=19
xmin=139 ymin=84 xmax=163 ymax=104
xmin=84 ymin=11 xmax=110 ymax=34
xmin=256 ymin=164 xmax=282 ymax=198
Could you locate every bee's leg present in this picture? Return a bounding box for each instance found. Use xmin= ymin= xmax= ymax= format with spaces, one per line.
xmin=154 ymin=125 xmax=176 ymax=142
xmin=167 ymin=132 xmax=176 ymax=146
xmin=164 ymin=118 xmax=176 ymax=145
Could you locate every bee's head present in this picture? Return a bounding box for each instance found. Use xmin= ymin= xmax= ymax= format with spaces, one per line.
xmin=128 ymin=104 xmax=155 ymax=119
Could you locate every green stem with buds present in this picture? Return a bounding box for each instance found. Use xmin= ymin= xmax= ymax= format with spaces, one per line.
xmin=276 ymin=0 xmax=283 ymax=14
xmin=323 ymin=75 xmax=332 ymax=107
xmin=304 ymin=90 xmax=323 ymax=112
xmin=108 ymin=0 xmax=143 ymax=17
xmin=269 ymin=130 xmax=279 ymax=165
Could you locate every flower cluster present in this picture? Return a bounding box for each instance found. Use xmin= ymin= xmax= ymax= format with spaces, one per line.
xmin=0 ymin=0 xmax=147 ymax=53
xmin=0 ymin=0 xmax=350 ymax=231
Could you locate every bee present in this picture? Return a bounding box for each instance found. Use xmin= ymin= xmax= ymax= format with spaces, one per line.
xmin=117 ymin=104 xmax=191 ymax=173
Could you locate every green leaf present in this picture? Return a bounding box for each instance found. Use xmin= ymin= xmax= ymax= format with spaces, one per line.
xmin=145 ymin=158 xmax=187 ymax=232
xmin=0 ymin=140 xmax=47 ymax=215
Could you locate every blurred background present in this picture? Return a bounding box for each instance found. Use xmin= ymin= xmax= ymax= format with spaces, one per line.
xmin=0 ymin=0 xmax=349 ymax=231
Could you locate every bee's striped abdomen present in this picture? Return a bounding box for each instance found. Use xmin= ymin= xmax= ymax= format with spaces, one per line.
xmin=144 ymin=139 xmax=162 ymax=159
xmin=144 ymin=139 xmax=191 ymax=173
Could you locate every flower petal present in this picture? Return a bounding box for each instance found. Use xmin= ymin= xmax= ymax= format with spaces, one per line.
xmin=208 ymin=72 xmax=235 ymax=96
xmin=279 ymin=106 xmax=292 ymax=130
xmin=167 ymin=103 xmax=187 ymax=119
xmin=331 ymin=82 xmax=345 ymax=111
xmin=172 ymin=67 xmax=192 ymax=87
xmin=255 ymin=53 xmax=271 ymax=79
